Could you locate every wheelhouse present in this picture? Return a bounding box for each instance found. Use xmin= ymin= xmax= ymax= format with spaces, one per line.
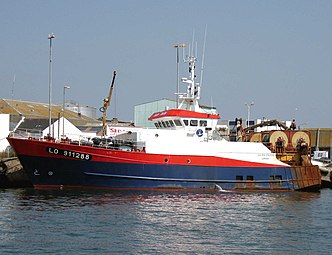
xmin=148 ymin=108 xmax=220 ymax=139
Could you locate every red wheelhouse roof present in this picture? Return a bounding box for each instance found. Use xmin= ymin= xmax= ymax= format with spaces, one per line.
xmin=148 ymin=109 xmax=220 ymax=121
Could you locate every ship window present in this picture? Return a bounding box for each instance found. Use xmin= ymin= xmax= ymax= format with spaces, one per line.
xmin=183 ymin=120 xmax=189 ymax=126
xmin=158 ymin=121 xmax=163 ymax=128
xmin=174 ymin=119 xmax=182 ymax=126
xmin=165 ymin=121 xmax=171 ymax=127
xmin=269 ymin=176 xmax=275 ymax=180
xmin=200 ymin=120 xmax=207 ymax=127
xmin=274 ymin=175 xmax=282 ymax=187
xmin=190 ymin=120 xmax=198 ymax=126
xmin=154 ymin=123 xmax=159 ymax=128
xmin=169 ymin=120 xmax=175 ymax=127
xmin=236 ymin=176 xmax=243 ymax=180
xmin=246 ymin=176 xmax=254 ymax=181
xmin=275 ymin=175 xmax=282 ymax=180
xmin=161 ymin=121 xmax=167 ymax=128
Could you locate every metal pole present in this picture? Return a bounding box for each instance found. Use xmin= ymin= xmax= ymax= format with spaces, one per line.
xmin=62 ymin=86 xmax=70 ymax=138
xmin=48 ymin=33 xmax=55 ymax=137
xmin=245 ymin=102 xmax=254 ymax=128
xmin=247 ymin=105 xmax=250 ymax=128
xmin=62 ymin=86 xmax=65 ymax=138
xmin=176 ymin=46 xmax=179 ymax=108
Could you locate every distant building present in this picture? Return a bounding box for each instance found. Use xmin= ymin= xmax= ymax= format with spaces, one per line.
xmin=0 ymin=114 xmax=10 ymax=152
xmin=14 ymin=117 xmax=56 ymax=138
xmin=65 ymin=100 xmax=97 ymax=119
xmin=0 ymin=99 xmax=97 ymax=122
xmin=134 ymin=98 xmax=177 ymax=127
xmin=306 ymin=128 xmax=332 ymax=156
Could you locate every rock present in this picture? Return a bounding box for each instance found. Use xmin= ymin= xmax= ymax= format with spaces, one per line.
xmin=0 ymin=157 xmax=32 ymax=188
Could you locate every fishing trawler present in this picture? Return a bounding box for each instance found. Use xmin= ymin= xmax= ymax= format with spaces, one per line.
xmin=7 ymin=49 xmax=321 ymax=191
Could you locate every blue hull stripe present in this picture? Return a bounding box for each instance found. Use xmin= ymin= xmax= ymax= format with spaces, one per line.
xmin=84 ymin=171 xmax=288 ymax=183
xmin=18 ymin=155 xmax=295 ymax=190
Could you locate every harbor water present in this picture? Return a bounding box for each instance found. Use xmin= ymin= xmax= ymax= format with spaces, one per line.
xmin=1 ymin=188 xmax=332 ymax=254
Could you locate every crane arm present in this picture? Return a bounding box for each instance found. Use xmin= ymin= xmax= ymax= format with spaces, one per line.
xmin=243 ymin=119 xmax=289 ymax=133
xmin=102 ymin=71 xmax=117 ymax=136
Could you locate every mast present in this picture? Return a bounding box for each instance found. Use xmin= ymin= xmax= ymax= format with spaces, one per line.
xmin=178 ymin=50 xmax=201 ymax=112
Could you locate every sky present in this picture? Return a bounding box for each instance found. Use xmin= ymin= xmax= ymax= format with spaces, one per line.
xmin=1 ymin=0 xmax=332 ymax=128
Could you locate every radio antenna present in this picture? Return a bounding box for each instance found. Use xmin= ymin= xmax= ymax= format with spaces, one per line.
xmin=191 ymin=29 xmax=195 ymax=56
xmin=11 ymin=74 xmax=16 ymax=100
xmin=200 ymin=25 xmax=207 ymax=88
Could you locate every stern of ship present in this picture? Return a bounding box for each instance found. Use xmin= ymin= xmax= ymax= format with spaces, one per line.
xmin=246 ymin=129 xmax=321 ymax=191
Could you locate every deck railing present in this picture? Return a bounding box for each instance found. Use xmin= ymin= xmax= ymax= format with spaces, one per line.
xmin=9 ymin=130 xmax=146 ymax=152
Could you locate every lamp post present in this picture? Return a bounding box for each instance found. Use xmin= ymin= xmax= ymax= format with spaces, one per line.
xmin=174 ymin=43 xmax=186 ymax=108
xmin=48 ymin=33 xmax=55 ymax=137
xmin=62 ymin=85 xmax=70 ymax=138
xmin=245 ymin=102 xmax=254 ymax=128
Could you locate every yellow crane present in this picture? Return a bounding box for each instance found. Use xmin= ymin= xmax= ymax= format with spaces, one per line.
xmin=100 ymin=71 xmax=117 ymax=137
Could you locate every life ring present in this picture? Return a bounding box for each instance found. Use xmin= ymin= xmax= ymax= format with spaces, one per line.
xmin=196 ymin=129 xmax=204 ymax=137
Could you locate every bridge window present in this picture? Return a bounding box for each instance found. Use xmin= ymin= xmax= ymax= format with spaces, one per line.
xmin=161 ymin=121 xmax=167 ymax=128
xmin=190 ymin=120 xmax=198 ymax=126
xmin=168 ymin=120 xmax=175 ymax=127
xmin=154 ymin=123 xmax=160 ymax=128
xmin=183 ymin=120 xmax=189 ymax=126
xmin=165 ymin=121 xmax=171 ymax=127
xmin=173 ymin=119 xmax=182 ymax=126
xmin=200 ymin=120 xmax=207 ymax=127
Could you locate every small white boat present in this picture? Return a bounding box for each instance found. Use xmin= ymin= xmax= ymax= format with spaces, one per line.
xmin=312 ymin=159 xmax=332 ymax=188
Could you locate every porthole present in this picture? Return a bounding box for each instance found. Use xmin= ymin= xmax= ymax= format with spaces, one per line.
xmin=165 ymin=158 xmax=169 ymax=163
xmin=187 ymin=159 xmax=191 ymax=164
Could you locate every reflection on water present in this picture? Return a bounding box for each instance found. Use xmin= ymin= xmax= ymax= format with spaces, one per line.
xmin=0 ymin=188 xmax=330 ymax=254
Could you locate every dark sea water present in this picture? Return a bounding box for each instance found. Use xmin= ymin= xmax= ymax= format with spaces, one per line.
xmin=1 ymin=188 xmax=332 ymax=255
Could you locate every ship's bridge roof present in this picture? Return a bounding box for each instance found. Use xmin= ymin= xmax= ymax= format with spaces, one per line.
xmin=148 ymin=109 xmax=220 ymax=121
